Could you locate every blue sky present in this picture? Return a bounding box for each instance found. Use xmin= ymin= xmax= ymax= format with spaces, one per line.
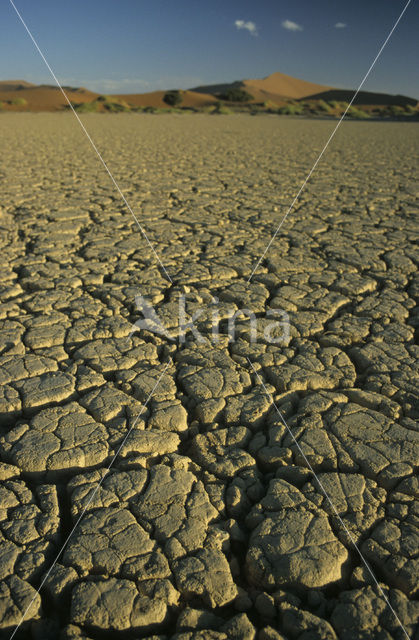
xmin=1 ymin=0 xmax=418 ymax=98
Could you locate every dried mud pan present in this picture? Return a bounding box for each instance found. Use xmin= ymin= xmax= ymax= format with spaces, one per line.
xmin=0 ymin=113 xmax=418 ymax=640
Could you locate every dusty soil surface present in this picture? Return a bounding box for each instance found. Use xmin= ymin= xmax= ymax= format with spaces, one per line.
xmin=0 ymin=113 xmax=418 ymax=640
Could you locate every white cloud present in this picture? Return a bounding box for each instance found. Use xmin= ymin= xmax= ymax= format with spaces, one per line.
xmin=334 ymin=22 xmax=347 ymax=28
xmin=281 ymin=19 xmax=303 ymax=32
xmin=234 ymin=20 xmax=259 ymax=36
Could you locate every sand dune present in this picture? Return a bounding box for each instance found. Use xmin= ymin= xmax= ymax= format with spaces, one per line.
xmin=114 ymin=89 xmax=217 ymax=109
xmin=0 ymin=83 xmax=216 ymax=111
xmin=0 ymin=83 xmax=98 ymax=111
xmin=301 ymin=88 xmax=417 ymax=107
xmin=0 ymin=72 xmax=416 ymax=111
xmin=191 ymin=71 xmax=331 ymax=103
xmin=243 ymin=71 xmax=331 ymax=99
xmin=0 ymin=79 xmax=36 ymax=90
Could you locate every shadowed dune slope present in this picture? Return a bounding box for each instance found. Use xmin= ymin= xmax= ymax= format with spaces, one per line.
xmin=300 ymin=88 xmax=418 ymax=106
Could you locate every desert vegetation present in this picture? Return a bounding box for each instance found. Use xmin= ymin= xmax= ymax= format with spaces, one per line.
xmin=58 ymin=97 xmax=419 ymax=119
xmin=0 ymin=96 xmax=28 ymax=108
xmin=217 ymin=87 xmax=254 ymax=102
xmin=9 ymin=97 xmax=27 ymax=106
xmin=0 ymin=82 xmax=416 ymax=119
xmin=163 ymin=90 xmax=183 ymax=107
xmin=0 ymin=94 xmax=409 ymax=119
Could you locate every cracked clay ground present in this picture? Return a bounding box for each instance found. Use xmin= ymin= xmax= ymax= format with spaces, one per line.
xmin=0 ymin=113 xmax=418 ymax=640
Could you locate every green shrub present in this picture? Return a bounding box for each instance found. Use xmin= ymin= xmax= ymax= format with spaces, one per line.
xmin=0 ymin=101 xmax=4 ymax=110
xmin=387 ymin=105 xmax=407 ymax=117
xmin=163 ymin=90 xmax=183 ymax=107
xmin=143 ymin=105 xmax=157 ymax=113
xmin=315 ymin=99 xmax=332 ymax=113
xmin=103 ymin=101 xmax=130 ymax=112
xmin=201 ymin=105 xmax=217 ymax=113
xmin=405 ymin=104 xmax=418 ymax=115
xmin=213 ymin=102 xmax=232 ymax=114
xmin=10 ymin=97 xmax=27 ymax=106
xmin=338 ymin=101 xmax=350 ymax=112
xmin=71 ymin=101 xmax=99 ymax=113
xmin=277 ymin=104 xmax=303 ymax=115
xmin=347 ymin=106 xmax=370 ymax=119
xmin=71 ymin=97 xmax=132 ymax=113
xmin=263 ymin=100 xmax=277 ymax=110
xmin=218 ymin=88 xmax=253 ymax=102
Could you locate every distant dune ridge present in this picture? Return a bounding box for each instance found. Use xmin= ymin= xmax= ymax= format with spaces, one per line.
xmin=0 ymin=79 xmax=36 ymax=91
xmin=0 ymin=80 xmax=97 ymax=111
xmin=0 ymin=71 xmax=417 ymax=111
xmin=192 ymin=71 xmax=416 ymax=106
xmin=298 ymin=88 xmax=417 ymax=107
xmin=243 ymin=71 xmax=331 ymax=98
xmin=113 ymin=90 xmax=218 ymax=110
xmin=189 ymin=71 xmax=332 ymax=104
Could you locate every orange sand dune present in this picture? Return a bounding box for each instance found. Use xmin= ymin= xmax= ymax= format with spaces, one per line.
xmin=0 ymin=84 xmax=98 ymax=111
xmin=191 ymin=71 xmax=331 ymax=102
xmin=243 ymin=71 xmax=331 ymax=100
xmin=0 ymin=83 xmax=216 ymax=111
xmin=0 ymin=80 xmax=36 ymax=90
xmin=0 ymin=73 xmax=416 ymax=111
xmin=115 ymin=89 xmax=217 ymax=109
